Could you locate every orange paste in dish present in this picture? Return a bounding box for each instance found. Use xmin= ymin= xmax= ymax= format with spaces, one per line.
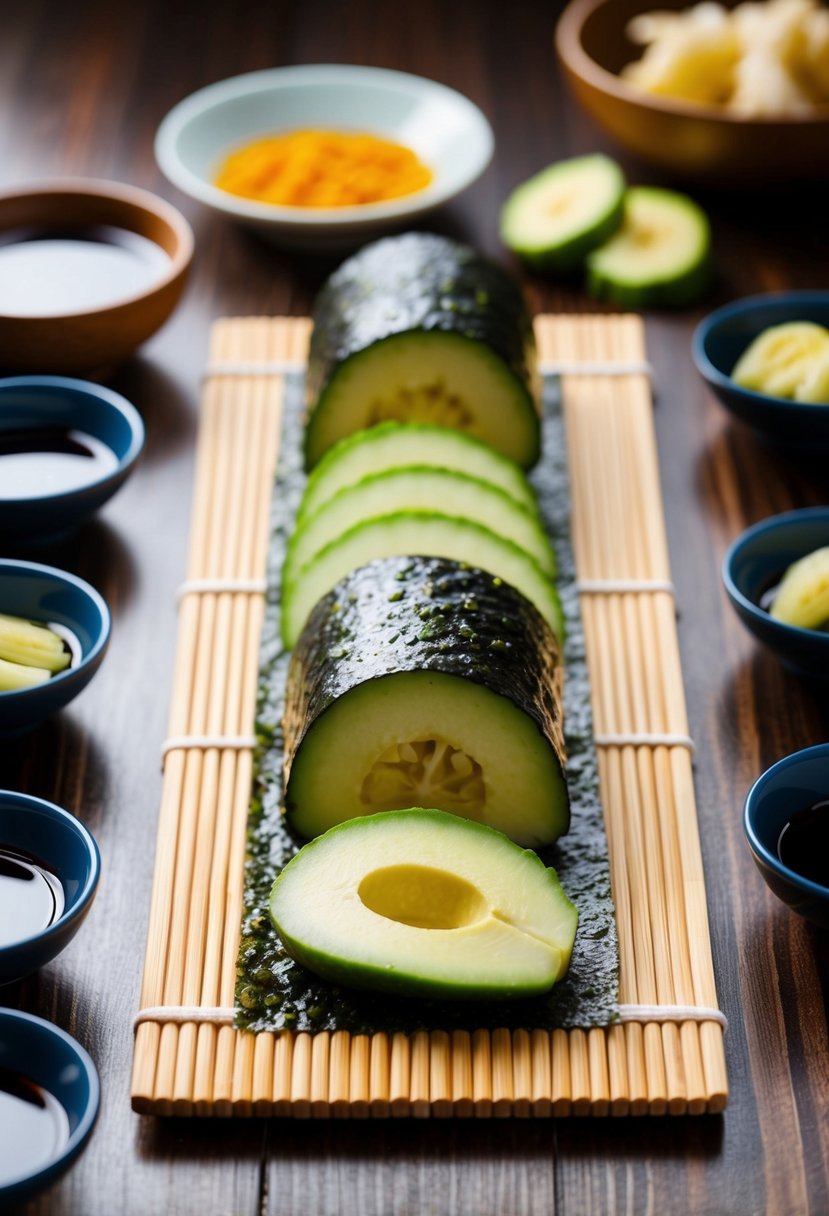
xmin=214 ymin=129 xmax=433 ymax=208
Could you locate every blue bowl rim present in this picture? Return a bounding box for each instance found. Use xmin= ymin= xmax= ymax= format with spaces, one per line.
xmin=0 ymin=789 xmax=101 ymax=957
xmin=0 ymin=558 xmax=111 ymax=700
xmin=692 ymin=290 xmax=829 ymax=416
xmin=721 ymin=505 xmax=829 ymax=641
xmin=743 ymin=742 xmax=829 ymax=899
xmin=0 ymin=374 xmax=145 ymax=507
xmin=0 ymin=1008 xmax=100 ymax=1197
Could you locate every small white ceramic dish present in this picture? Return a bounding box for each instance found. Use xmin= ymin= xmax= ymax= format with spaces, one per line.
xmin=155 ymin=64 xmax=494 ymax=251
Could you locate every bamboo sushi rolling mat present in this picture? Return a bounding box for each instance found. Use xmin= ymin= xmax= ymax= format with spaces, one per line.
xmin=131 ymin=314 xmax=728 ymax=1118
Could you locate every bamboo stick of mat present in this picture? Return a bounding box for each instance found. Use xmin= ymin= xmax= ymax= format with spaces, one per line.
xmin=132 ymin=314 xmax=727 ymax=1117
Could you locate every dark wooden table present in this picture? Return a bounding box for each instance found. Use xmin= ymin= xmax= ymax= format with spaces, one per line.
xmin=2 ymin=0 xmax=828 ymax=1212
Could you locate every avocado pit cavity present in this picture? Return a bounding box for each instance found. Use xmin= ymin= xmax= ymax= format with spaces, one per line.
xmin=358 ymin=863 xmax=488 ymax=930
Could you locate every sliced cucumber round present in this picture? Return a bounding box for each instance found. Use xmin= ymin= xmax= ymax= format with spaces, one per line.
xmin=586 ymin=186 xmax=711 ymax=309
xmin=280 ymin=511 xmax=564 ymax=649
xmin=299 ymin=421 xmax=540 ymax=524
xmin=284 ymin=557 xmax=569 ymax=848
xmin=285 ymin=466 xmax=556 ymax=590
xmin=270 ymin=810 xmax=578 ymax=999
xmin=500 ymin=154 xmax=626 ymax=273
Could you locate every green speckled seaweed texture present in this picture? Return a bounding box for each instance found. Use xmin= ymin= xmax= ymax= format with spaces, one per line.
xmin=236 ymin=374 xmax=619 ymax=1033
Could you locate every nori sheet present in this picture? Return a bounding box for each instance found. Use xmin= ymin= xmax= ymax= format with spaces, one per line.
xmin=235 ymin=374 xmax=619 ymax=1033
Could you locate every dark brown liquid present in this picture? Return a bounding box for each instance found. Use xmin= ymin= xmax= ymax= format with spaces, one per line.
xmin=0 ymin=1067 xmax=70 ymax=1184
xmin=777 ymin=799 xmax=829 ymax=888
xmin=0 ymin=426 xmax=118 ymax=498
xmin=0 ymin=223 xmax=169 ymax=316
xmin=0 ymin=847 xmax=65 ymax=948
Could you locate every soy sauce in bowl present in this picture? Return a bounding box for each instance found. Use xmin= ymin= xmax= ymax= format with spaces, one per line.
xmin=0 ymin=848 xmax=65 ymax=948
xmin=0 ymin=225 xmax=170 ymax=317
xmin=777 ymin=799 xmax=829 ymax=889
xmin=0 ymin=1067 xmax=70 ymax=1187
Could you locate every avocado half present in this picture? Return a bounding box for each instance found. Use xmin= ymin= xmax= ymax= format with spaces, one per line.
xmin=269 ymin=809 xmax=578 ymax=1000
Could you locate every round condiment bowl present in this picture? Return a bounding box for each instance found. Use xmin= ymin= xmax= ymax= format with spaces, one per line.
xmin=0 ymin=1009 xmax=100 ymax=1206
xmin=0 ymin=375 xmax=145 ymax=544
xmin=0 ymin=790 xmax=100 ymax=983
xmin=0 ymin=178 xmax=194 ymax=375
xmin=693 ymin=292 xmax=829 ymax=460
xmin=0 ymin=560 xmax=111 ymax=736
xmin=722 ymin=506 xmax=829 ymax=681
xmin=744 ymin=743 xmax=829 ymax=929
xmin=555 ymin=0 xmax=829 ymax=184
xmin=155 ymin=64 xmax=494 ymax=251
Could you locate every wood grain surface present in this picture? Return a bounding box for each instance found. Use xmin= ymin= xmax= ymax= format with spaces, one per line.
xmin=1 ymin=0 xmax=828 ymax=1213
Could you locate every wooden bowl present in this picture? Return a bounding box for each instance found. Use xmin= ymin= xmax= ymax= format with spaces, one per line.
xmin=0 ymin=179 xmax=193 ymax=375
xmin=555 ymin=0 xmax=829 ymax=184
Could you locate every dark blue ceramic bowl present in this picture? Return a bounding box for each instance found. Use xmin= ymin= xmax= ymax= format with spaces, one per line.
xmin=693 ymin=292 xmax=829 ymax=459
xmin=744 ymin=743 xmax=829 ymax=929
xmin=0 ymin=375 xmax=144 ymax=544
xmin=0 ymin=560 xmax=110 ymax=736
xmin=0 ymin=1009 xmax=100 ymax=1206
xmin=0 ymin=790 xmax=100 ymax=982
xmin=722 ymin=507 xmax=829 ymax=682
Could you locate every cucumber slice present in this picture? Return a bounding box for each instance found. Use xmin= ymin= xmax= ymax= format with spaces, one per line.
xmin=770 ymin=546 xmax=829 ymax=630
xmin=298 ymin=422 xmax=539 ymax=524
xmin=586 ymin=186 xmax=711 ymax=308
xmin=285 ymin=466 xmax=556 ymax=590
xmin=280 ymin=511 xmax=564 ymax=649
xmin=305 ymin=232 xmax=540 ymax=470
xmin=731 ymin=322 xmax=829 ymax=400
xmin=500 ymin=154 xmax=626 ymax=272
xmin=270 ymin=809 xmax=578 ymax=999
xmin=284 ymin=557 xmax=569 ymax=847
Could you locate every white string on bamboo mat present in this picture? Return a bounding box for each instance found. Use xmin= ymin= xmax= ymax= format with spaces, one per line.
xmin=538 ymin=359 xmax=653 ymax=378
xmin=133 ymin=1003 xmax=726 ymax=1032
xmin=618 ymin=1004 xmax=727 ymax=1031
xmin=134 ymin=1006 xmax=236 ymax=1030
xmin=161 ymin=735 xmax=258 ymax=761
xmin=576 ymin=578 xmax=675 ymax=595
xmin=204 ymin=360 xmax=306 ymax=377
xmin=593 ymin=732 xmax=696 ymax=754
xmin=176 ymin=577 xmax=268 ymax=603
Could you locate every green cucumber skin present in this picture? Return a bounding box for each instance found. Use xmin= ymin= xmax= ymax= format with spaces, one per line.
xmin=298 ymin=421 xmax=541 ymax=524
xmin=284 ymin=465 xmax=556 ymax=589
xmin=283 ymin=555 xmax=569 ymax=826
xmin=586 ymin=254 xmax=711 ymax=309
xmin=305 ymin=232 xmax=539 ymax=466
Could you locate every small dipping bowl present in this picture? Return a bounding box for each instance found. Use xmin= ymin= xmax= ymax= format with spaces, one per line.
xmin=155 ymin=64 xmax=494 ymax=252
xmin=693 ymin=292 xmax=829 ymax=460
xmin=0 ymin=559 xmax=110 ymax=736
xmin=744 ymin=743 xmax=829 ymax=929
xmin=0 ymin=178 xmax=194 ymax=375
xmin=0 ymin=790 xmax=100 ymax=983
xmin=0 ymin=1009 xmax=100 ymax=1207
xmin=722 ymin=506 xmax=829 ymax=681
xmin=0 ymin=375 xmax=144 ymax=544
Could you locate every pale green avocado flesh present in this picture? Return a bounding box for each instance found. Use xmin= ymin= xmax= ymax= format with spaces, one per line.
xmin=305 ymin=331 xmax=541 ymax=470
xmin=286 ymin=670 xmax=570 ymax=848
xmin=284 ymin=465 xmax=556 ymax=589
xmin=269 ymin=808 xmax=579 ymax=1000
xmin=298 ymin=422 xmax=540 ymax=523
xmin=281 ymin=511 xmax=564 ymax=649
